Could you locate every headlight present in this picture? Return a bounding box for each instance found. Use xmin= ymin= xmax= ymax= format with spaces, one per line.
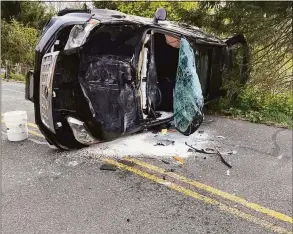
xmin=64 ymin=19 xmax=99 ymax=50
xmin=67 ymin=117 xmax=98 ymax=145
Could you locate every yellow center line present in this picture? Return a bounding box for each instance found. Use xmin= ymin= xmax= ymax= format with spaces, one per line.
xmin=28 ymin=129 xmax=45 ymax=138
xmin=104 ymin=158 xmax=292 ymax=234
xmin=124 ymin=157 xmax=293 ymax=225
xmin=28 ymin=122 xmax=38 ymax=129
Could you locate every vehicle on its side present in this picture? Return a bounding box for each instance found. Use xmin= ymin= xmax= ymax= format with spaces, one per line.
xmin=25 ymin=8 xmax=249 ymax=150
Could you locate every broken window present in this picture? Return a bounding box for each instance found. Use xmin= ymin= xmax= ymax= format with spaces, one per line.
xmin=174 ymin=38 xmax=204 ymax=135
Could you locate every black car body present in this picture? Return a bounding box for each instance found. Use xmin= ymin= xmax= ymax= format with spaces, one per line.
xmin=25 ymin=8 xmax=248 ymax=150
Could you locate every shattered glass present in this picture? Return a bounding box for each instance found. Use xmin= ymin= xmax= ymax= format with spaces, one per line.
xmin=174 ymin=38 xmax=204 ymax=135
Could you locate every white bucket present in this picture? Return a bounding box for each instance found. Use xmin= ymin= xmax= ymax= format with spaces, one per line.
xmin=3 ymin=111 xmax=28 ymax=141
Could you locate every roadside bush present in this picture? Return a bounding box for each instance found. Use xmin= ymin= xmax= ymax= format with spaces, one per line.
xmin=10 ymin=73 xmax=25 ymax=81
xmin=210 ymin=86 xmax=293 ymax=128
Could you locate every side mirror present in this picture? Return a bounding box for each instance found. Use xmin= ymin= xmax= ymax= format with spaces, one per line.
xmin=25 ymin=70 xmax=34 ymax=102
xmin=153 ymin=8 xmax=167 ymax=23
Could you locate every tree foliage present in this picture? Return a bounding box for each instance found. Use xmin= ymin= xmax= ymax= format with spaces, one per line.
xmin=1 ymin=19 xmax=38 ymax=66
xmin=92 ymin=1 xmax=292 ymax=91
xmin=1 ymin=1 xmax=291 ymax=91
xmin=198 ymin=2 xmax=293 ymax=91
xmin=1 ymin=1 xmax=52 ymax=30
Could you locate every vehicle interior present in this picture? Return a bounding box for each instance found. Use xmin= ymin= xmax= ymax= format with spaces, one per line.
xmin=140 ymin=31 xmax=180 ymax=121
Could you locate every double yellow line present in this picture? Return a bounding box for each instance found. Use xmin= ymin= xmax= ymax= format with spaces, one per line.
xmin=104 ymin=158 xmax=293 ymax=234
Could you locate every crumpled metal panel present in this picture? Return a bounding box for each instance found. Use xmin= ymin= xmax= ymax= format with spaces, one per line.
xmin=79 ymin=55 xmax=138 ymax=136
xmin=174 ymin=38 xmax=204 ymax=135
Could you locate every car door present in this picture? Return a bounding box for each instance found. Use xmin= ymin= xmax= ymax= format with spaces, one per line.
xmin=173 ymin=38 xmax=204 ymax=136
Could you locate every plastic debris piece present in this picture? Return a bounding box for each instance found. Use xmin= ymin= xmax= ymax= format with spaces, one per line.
xmin=204 ymin=148 xmax=217 ymax=154
xmin=161 ymin=129 xmax=167 ymax=135
xmin=226 ymin=150 xmax=237 ymax=155
xmin=100 ymin=164 xmax=117 ymax=171
xmin=68 ymin=161 xmax=79 ymax=167
xmin=226 ymin=170 xmax=230 ymax=176
xmin=216 ymin=136 xmax=226 ymax=139
xmin=162 ymin=159 xmax=170 ymax=164
xmin=198 ymin=130 xmax=204 ymax=134
xmin=217 ymin=150 xmax=232 ymax=168
xmin=185 ymin=142 xmax=215 ymax=154
xmin=155 ymin=139 xmax=175 ymax=146
xmin=173 ymin=156 xmax=185 ymax=164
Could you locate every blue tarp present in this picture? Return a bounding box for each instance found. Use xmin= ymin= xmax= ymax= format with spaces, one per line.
xmin=173 ymin=38 xmax=204 ymax=135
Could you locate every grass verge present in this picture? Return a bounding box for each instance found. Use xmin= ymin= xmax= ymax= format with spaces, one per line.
xmin=209 ymin=86 xmax=293 ymax=129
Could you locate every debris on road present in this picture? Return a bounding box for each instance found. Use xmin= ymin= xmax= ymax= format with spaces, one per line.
xmin=198 ymin=130 xmax=204 ymax=134
xmin=166 ymin=168 xmax=175 ymax=172
xmin=225 ymin=150 xmax=237 ymax=155
xmin=216 ymin=136 xmax=226 ymax=139
xmin=226 ymin=169 xmax=230 ymax=176
xmin=154 ymin=139 xmax=175 ymax=146
xmin=173 ymin=155 xmax=185 ymax=164
xmin=118 ymin=159 xmax=135 ymax=167
xmin=277 ymin=154 xmax=283 ymax=160
xmin=216 ymin=150 xmax=232 ymax=168
xmin=161 ymin=129 xmax=167 ymax=135
xmin=185 ymin=142 xmax=215 ymax=154
xmin=68 ymin=161 xmax=79 ymax=167
xmin=100 ymin=164 xmax=117 ymax=171
xmin=162 ymin=159 xmax=171 ymax=164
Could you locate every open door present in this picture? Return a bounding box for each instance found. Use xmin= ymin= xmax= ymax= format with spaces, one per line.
xmin=174 ymin=38 xmax=204 ymax=136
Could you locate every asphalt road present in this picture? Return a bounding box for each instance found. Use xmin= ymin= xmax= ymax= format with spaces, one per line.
xmin=1 ymin=81 xmax=292 ymax=234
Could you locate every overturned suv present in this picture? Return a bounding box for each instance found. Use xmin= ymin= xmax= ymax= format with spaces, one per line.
xmin=25 ymin=8 xmax=248 ymax=150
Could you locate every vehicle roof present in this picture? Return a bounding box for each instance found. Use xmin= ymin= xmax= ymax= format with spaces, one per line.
xmin=37 ymin=8 xmax=225 ymax=52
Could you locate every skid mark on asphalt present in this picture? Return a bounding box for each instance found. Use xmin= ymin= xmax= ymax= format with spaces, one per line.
xmin=104 ymin=158 xmax=292 ymax=234
xmin=272 ymin=129 xmax=287 ymax=158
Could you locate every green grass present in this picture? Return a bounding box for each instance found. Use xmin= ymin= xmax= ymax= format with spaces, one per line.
xmin=209 ymin=86 xmax=293 ymax=128
xmin=10 ymin=73 xmax=25 ymax=81
xmin=1 ymin=72 xmax=25 ymax=82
